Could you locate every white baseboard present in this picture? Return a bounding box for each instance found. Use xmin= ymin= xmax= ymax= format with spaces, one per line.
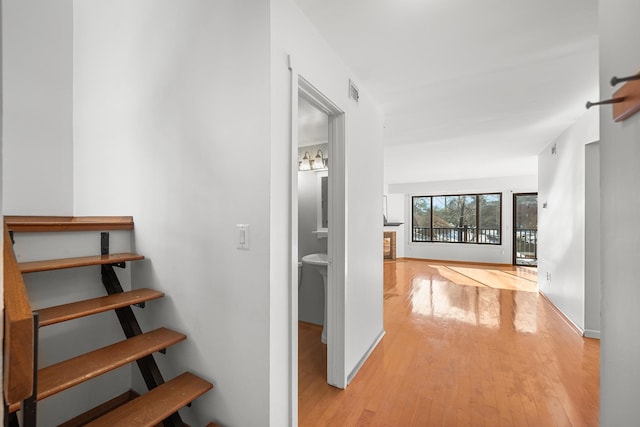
xmin=347 ymin=329 xmax=385 ymax=385
xmin=583 ymin=329 xmax=601 ymax=339
xmin=538 ymin=291 xmax=584 ymax=336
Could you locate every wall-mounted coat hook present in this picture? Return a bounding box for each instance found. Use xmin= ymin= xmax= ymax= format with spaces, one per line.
xmin=611 ymin=73 xmax=640 ymax=87
xmin=585 ymin=97 xmax=624 ymax=109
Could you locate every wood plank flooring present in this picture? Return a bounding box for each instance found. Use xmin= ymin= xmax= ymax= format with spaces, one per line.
xmin=298 ymin=259 xmax=599 ymax=426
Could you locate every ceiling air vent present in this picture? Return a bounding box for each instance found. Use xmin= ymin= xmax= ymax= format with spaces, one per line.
xmin=349 ymin=79 xmax=359 ymax=103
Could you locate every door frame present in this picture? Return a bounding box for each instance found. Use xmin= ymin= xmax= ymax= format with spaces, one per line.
xmin=289 ymin=63 xmax=347 ymax=394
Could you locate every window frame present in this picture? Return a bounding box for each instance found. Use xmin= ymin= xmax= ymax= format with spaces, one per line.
xmin=411 ymin=192 xmax=502 ymax=245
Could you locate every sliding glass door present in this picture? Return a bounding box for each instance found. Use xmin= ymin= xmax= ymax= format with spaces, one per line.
xmin=513 ymin=193 xmax=537 ymax=266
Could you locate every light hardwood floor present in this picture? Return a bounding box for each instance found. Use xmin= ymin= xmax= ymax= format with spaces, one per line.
xmin=298 ymin=259 xmax=599 ymax=426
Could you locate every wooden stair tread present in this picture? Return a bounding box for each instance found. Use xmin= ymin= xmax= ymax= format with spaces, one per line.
xmin=19 ymin=253 xmax=145 ymax=273
xmin=5 ymin=215 xmax=134 ymax=232
xmin=37 ymin=289 xmax=164 ymax=327
xmin=58 ymin=390 xmax=139 ymax=427
xmin=85 ymin=372 xmax=213 ymax=427
xmin=38 ymin=328 xmax=184 ymax=404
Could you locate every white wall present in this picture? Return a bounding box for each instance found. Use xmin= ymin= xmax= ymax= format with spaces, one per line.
xmin=2 ymin=0 xmax=73 ymax=215
xmin=388 ymin=175 xmax=537 ymax=264
xmin=73 ymin=2 xmax=271 ymax=426
xmin=537 ymin=109 xmax=598 ymax=331
xmin=584 ymin=141 xmax=601 ymax=337
xmin=1 ymin=2 xmax=93 ymax=423
xmin=599 ymin=0 xmax=640 ymax=423
xmin=0 ymin=6 xmax=4 ymax=425
xmin=268 ymin=4 xmax=294 ymax=422
xmin=271 ymin=0 xmax=385 ymax=388
xmin=3 ymin=1 xmax=384 ymax=424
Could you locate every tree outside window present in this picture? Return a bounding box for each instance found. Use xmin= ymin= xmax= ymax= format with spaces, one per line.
xmin=412 ymin=193 xmax=501 ymax=245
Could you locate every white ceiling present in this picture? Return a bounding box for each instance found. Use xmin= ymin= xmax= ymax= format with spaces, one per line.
xmin=293 ymin=0 xmax=599 ymax=184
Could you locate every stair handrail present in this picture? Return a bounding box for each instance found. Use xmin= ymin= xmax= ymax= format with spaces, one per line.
xmin=3 ymin=222 xmax=34 ymax=407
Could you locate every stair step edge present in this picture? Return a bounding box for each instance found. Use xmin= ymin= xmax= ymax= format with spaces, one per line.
xmin=85 ymin=372 xmax=213 ymax=427
xmin=19 ymin=253 xmax=145 ymax=273
xmin=37 ymin=288 xmax=164 ymax=327
xmin=37 ymin=327 xmax=185 ymax=402
xmin=57 ymin=390 xmax=139 ymax=427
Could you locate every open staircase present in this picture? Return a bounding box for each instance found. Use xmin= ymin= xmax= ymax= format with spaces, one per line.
xmin=3 ymin=216 xmax=214 ymax=426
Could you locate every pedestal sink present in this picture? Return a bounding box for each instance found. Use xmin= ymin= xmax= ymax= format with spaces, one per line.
xmin=301 ymin=253 xmax=329 ymax=344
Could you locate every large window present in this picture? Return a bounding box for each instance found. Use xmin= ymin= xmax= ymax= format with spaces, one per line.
xmin=412 ymin=193 xmax=501 ymax=244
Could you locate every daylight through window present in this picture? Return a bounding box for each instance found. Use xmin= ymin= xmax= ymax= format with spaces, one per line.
xmin=412 ymin=193 xmax=501 ymax=244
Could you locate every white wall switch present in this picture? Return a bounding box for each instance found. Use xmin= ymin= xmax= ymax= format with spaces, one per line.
xmin=237 ymin=224 xmax=250 ymax=250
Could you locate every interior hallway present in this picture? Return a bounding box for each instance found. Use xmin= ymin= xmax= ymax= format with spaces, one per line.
xmin=299 ymin=259 xmax=599 ymax=426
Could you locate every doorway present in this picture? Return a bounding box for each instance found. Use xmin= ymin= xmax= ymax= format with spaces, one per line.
xmin=297 ymin=94 xmax=329 ymax=341
xmin=292 ymin=73 xmax=347 ymax=391
xmin=513 ymin=193 xmax=538 ymax=266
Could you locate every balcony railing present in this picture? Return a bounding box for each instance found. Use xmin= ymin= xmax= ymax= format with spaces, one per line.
xmin=515 ymin=228 xmax=537 ymax=260
xmin=412 ymin=227 xmax=500 ymax=244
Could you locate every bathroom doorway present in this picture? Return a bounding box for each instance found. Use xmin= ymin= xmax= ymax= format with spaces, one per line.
xmin=292 ymin=74 xmax=346 ymax=390
xmin=297 ymin=94 xmax=329 ymax=337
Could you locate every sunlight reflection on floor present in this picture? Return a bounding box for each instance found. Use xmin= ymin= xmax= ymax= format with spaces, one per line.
xmin=401 ymin=261 xmax=539 ymax=333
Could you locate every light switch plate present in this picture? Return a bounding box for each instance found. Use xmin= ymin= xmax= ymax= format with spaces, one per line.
xmin=237 ymin=224 xmax=250 ymax=250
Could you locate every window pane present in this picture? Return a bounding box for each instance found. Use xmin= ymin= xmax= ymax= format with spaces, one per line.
xmin=412 ymin=196 xmax=431 ymax=241
xmin=432 ymin=196 xmax=448 ymax=241
xmin=478 ymin=194 xmax=501 ymax=244
xmin=515 ymin=195 xmax=537 ymax=229
xmin=412 ymin=193 xmax=501 ymax=245
xmin=432 ymin=195 xmax=477 ymax=242
xmin=461 ymin=195 xmax=476 ymax=242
